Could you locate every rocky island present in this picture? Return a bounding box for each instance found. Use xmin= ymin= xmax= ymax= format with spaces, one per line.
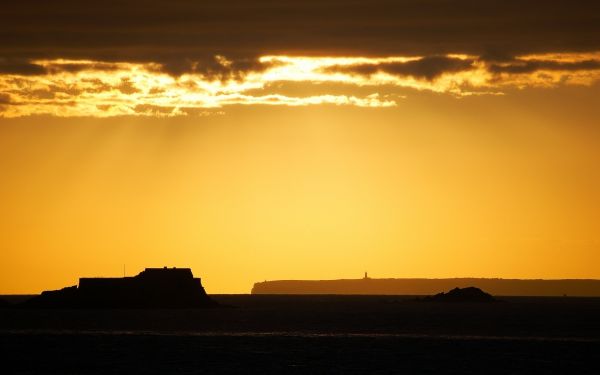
xmin=423 ymin=287 xmax=497 ymax=302
xmin=22 ymin=267 xmax=217 ymax=308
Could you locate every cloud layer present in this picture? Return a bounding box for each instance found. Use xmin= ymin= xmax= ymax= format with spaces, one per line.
xmin=2 ymin=0 xmax=600 ymax=73
xmin=2 ymin=1 xmax=600 ymax=116
xmin=1 ymin=53 xmax=600 ymax=117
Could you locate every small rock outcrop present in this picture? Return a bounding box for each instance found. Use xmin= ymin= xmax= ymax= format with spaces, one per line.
xmin=423 ymin=287 xmax=496 ymax=302
xmin=21 ymin=267 xmax=217 ymax=308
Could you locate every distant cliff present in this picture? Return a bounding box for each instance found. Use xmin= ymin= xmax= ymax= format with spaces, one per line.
xmin=23 ymin=267 xmax=217 ymax=308
xmin=251 ymin=278 xmax=600 ymax=296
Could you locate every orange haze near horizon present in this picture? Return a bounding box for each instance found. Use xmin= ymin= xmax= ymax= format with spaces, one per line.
xmin=1 ymin=82 xmax=600 ymax=294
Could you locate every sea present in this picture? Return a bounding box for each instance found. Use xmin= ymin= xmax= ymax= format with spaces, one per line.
xmin=1 ymin=295 xmax=599 ymax=374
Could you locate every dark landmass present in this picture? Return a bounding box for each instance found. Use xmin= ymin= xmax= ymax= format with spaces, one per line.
xmin=252 ymin=277 xmax=600 ymax=296
xmin=20 ymin=267 xmax=216 ymax=308
xmin=423 ymin=287 xmax=497 ymax=303
xmin=0 ymin=298 xmax=9 ymax=308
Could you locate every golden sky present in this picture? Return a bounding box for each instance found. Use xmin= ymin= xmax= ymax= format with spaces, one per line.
xmin=1 ymin=1 xmax=600 ymax=293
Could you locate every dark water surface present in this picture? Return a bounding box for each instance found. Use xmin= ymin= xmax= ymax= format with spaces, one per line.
xmin=1 ymin=295 xmax=599 ymax=374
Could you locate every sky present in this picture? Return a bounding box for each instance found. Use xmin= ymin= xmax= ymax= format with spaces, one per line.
xmin=1 ymin=1 xmax=600 ymax=293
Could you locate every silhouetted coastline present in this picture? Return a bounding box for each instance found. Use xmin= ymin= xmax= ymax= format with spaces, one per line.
xmin=252 ymin=277 xmax=600 ymax=296
xmin=21 ymin=267 xmax=217 ymax=308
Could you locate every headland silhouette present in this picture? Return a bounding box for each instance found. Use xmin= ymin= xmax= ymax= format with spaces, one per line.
xmin=252 ymin=277 xmax=600 ymax=296
xmin=22 ymin=267 xmax=216 ymax=308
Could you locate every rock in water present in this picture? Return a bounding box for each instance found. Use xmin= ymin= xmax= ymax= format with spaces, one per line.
xmin=424 ymin=287 xmax=496 ymax=302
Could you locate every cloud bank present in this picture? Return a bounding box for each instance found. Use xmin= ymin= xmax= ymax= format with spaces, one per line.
xmin=1 ymin=1 xmax=600 ymax=116
xmin=2 ymin=1 xmax=600 ymax=70
xmin=1 ymin=53 xmax=600 ymax=117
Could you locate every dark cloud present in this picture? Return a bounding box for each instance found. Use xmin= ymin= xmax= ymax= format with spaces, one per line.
xmin=96 ymin=104 xmax=113 ymax=111
xmin=325 ymin=56 xmax=474 ymax=80
xmin=133 ymin=104 xmax=175 ymax=115
xmin=489 ymin=59 xmax=600 ymax=74
xmin=1 ymin=0 xmax=599 ymax=75
xmin=45 ymin=62 xmax=122 ymax=74
xmin=325 ymin=56 xmax=600 ymax=80
xmin=0 ymin=59 xmax=122 ymax=77
xmin=0 ymin=58 xmax=45 ymax=75
xmin=0 ymin=93 xmax=12 ymax=104
xmin=116 ymin=78 xmax=140 ymax=95
xmin=156 ymin=55 xmax=278 ymax=79
xmin=29 ymin=89 xmax=56 ymax=100
xmin=80 ymin=78 xmax=112 ymax=93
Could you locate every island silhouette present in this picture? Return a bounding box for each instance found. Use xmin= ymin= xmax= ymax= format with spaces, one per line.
xmin=21 ymin=267 xmax=217 ymax=308
xmin=422 ymin=287 xmax=497 ymax=303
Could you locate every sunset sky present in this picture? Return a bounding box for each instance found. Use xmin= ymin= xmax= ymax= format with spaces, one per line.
xmin=1 ymin=1 xmax=600 ymax=293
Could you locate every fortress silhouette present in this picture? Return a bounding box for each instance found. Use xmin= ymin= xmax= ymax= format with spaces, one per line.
xmin=23 ymin=267 xmax=216 ymax=308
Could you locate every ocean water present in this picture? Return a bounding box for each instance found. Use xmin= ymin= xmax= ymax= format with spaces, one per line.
xmin=1 ymin=295 xmax=600 ymax=374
